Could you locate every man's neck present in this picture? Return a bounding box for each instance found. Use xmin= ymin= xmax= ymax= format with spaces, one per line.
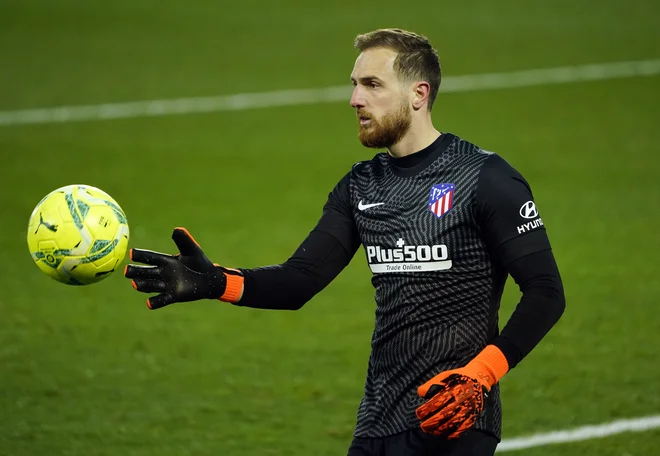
xmin=388 ymin=122 xmax=441 ymax=158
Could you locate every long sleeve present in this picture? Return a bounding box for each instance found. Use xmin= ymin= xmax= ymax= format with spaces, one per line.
xmin=476 ymin=154 xmax=566 ymax=368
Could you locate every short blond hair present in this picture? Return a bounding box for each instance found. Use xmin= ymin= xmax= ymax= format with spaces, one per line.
xmin=354 ymin=28 xmax=441 ymax=110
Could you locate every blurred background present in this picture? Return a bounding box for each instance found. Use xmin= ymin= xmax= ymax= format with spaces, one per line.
xmin=1 ymin=1 xmax=659 ymax=455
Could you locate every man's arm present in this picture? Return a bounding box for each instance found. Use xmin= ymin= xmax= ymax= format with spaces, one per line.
xmin=491 ymin=243 xmax=565 ymax=368
xmin=476 ymin=153 xmax=566 ymax=369
xmin=238 ymin=232 xmax=357 ymax=311
xmin=415 ymin=153 xmax=565 ymax=439
xmin=124 ymin=172 xmax=361 ymax=310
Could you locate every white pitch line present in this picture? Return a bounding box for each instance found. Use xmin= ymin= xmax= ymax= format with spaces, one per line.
xmin=497 ymin=415 xmax=660 ymax=452
xmin=1 ymin=58 xmax=659 ymax=127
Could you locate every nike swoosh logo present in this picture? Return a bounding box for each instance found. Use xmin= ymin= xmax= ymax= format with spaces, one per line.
xmin=358 ymin=200 xmax=385 ymax=211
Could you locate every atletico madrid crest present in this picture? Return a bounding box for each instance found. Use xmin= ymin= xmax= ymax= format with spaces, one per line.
xmin=428 ymin=183 xmax=455 ymax=219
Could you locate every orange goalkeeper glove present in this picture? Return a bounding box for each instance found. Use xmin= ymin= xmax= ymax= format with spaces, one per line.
xmin=415 ymin=345 xmax=509 ymax=439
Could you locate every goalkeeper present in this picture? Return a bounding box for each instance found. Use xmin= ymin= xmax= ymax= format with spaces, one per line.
xmin=125 ymin=28 xmax=565 ymax=456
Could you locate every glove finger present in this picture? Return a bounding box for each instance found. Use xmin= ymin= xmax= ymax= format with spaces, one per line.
xmin=146 ymin=293 xmax=175 ymax=310
xmin=420 ymin=403 xmax=458 ymax=433
xmin=445 ymin=406 xmax=479 ymax=440
xmin=446 ymin=418 xmax=473 ymax=440
xmin=435 ymin=414 xmax=465 ymax=439
xmin=132 ymin=279 xmax=166 ymax=293
xmin=172 ymin=227 xmax=203 ymax=256
xmin=124 ymin=264 xmax=162 ymax=280
xmin=172 ymin=227 xmax=215 ymax=272
xmin=129 ymin=248 xmax=173 ymax=266
xmin=416 ymin=391 xmax=454 ymax=420
xmin=426 ymin=384 xmax=444 ymax=398
xmin=418 ymin=370 xmax=453 ymax=397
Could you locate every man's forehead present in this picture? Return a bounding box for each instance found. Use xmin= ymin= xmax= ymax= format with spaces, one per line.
xmin=351 ymin=48 xmax=398 ymax=80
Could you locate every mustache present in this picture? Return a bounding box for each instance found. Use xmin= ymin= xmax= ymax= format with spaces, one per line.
xmin=357 ymin=110 xmax=372 ymax=120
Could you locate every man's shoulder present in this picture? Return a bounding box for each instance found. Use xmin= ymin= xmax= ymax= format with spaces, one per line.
xmin=327 ymin=152 xmax=386 ymax=196
xmin=446 ymin=132 xmax=494 ymax=158
xmin=349 ymin=152 xmax=389 ymax=176
xmin=446 ymin=134 xmax=528 ymax=187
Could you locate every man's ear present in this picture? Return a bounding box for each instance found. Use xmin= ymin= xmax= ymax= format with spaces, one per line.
xmin=411 ymin=81 xmax=431 ymax=111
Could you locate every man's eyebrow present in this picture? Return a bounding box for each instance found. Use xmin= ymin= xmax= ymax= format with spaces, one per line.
xmin=350 ymin=75 xmax=384 ymax=84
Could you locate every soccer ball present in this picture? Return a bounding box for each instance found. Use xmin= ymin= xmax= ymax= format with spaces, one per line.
xmin=27 ymin=185 xmax=130 ymax=285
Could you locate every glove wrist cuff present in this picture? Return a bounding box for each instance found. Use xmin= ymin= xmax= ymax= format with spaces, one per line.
xmin=219 ymin=271 xmax=244 ymax=303
xmin=467 ymin=345 xmax=509 ymax=389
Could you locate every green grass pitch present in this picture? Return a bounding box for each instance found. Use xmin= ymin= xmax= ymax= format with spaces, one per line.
xmin=1 ymin=1 xmax=659 ymax=455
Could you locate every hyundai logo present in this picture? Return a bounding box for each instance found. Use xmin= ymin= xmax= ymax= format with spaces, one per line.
xmin=519 ymin=201 xmax=538 ymax=219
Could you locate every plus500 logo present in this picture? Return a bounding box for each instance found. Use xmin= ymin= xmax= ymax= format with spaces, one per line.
xmin=366 ymin=244 xmax=449 ymax=263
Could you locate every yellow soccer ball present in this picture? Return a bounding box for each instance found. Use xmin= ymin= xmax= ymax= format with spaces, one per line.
xmin=27 ymin=185 xmax=130 ymax=285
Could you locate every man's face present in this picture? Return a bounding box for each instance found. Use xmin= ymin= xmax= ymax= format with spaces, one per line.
xmin=350 ymin=48 xmax=412 ymax=149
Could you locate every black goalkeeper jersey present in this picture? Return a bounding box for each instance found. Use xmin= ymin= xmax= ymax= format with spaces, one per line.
xmin=238 ymin=132 xmax=564 ymax=441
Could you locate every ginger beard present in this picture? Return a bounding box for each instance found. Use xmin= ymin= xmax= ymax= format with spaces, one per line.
xmin=357 ymin=97 xmax=412 ymax=149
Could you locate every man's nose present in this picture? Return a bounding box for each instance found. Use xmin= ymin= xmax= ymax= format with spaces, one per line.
xmin=350 ymin=86 xmax=365 ymax=108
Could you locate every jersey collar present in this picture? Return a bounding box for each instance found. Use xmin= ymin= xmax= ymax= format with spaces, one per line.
xmin=387 ymin=133 xmax=454 ymax=178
